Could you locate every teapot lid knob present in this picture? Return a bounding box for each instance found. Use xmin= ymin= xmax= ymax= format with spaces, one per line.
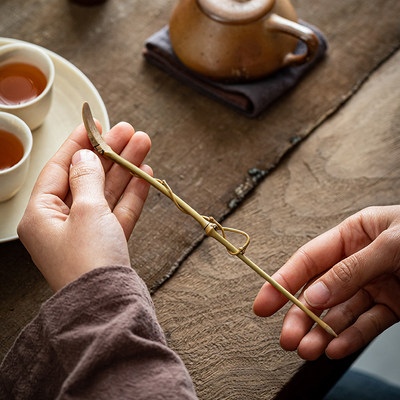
xmin=197 ymin=0 xmax=275 ymax=23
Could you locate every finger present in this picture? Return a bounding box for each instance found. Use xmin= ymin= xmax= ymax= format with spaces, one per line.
xmin=32 ymin=123 xmax=98 ymax=199
xmin=279 ymin=298 xmax=323 ymax=352
xmin=253 ymin=211 xmax=381 ymax=317
xmin=278 ymin=279 xmax=325 ymax=352
xmin=325 ymin=303 xmax=398 ymax=359
xmin=104 ymin=130 xmax=151 ymax=209
xmin=69 ymin=149 xmax=107 ymax=208
xmin=101 ymin=122 xmax=136 ymax=173
xmin=253 ymin=227 xmax=346 ymax=317
xmin=63 ymin=121 xmax=135 ymax=207
xmin=293 ymin=289 xmax=373 ymax=360
xmin=304 ymin=229 xmax=400 ymax=309
xmin=114 ymin=164 xmax=152 ymax=240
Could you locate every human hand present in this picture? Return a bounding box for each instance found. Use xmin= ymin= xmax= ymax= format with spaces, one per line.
xmin=253 ymin=206 xmax=400 ymax=360
xmin=18 ymin=122 xmax=152 ymax=292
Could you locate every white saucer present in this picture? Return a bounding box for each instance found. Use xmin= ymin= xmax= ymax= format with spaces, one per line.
xmin=0 ymin=38 xmax=110 ymax=243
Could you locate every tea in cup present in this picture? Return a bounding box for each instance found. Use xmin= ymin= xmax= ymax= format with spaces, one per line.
xmin=0 ymin=111 xmax=32 ymax=202
xmin=0 ymin=42 xmax=55 ymax=130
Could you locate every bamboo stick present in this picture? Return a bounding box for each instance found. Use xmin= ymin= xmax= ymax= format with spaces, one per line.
xmin=82 ymin=102 xmax=337 ymax=338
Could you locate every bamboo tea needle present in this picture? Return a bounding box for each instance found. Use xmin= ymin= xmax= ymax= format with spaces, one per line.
xmin=82 ymin=102 xmax=338 ymax=338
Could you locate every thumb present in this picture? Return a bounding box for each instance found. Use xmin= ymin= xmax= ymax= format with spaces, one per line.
xmin=69 ymin=149 xmax=106 ymax=203
xmin=304 ymin=232 xmax=396 ymax=309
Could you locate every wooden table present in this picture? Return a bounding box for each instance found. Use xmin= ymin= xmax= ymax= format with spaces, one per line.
xmin=1 ymin=0 xmax=400 ymax=398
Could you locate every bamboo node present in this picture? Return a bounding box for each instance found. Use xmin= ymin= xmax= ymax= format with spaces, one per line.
xmin=204 ymin=222 xmax=216 ymax=236
xmin=203 ymin=216 xmax=250 ymax=256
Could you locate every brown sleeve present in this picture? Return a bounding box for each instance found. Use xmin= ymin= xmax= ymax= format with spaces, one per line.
xmin=0 ymin=266 xmax=197 ymax=400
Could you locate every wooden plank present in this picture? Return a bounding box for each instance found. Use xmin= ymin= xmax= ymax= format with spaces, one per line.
xmin=127 ymin=0 xmax=400 ymax=290
xmin=152 ymin=49 xmax=400 ymax=399
xmin=0 ymin=0 xmax=399 ymax=291
xmin=0 ymin=0 xmax=400 ymax=361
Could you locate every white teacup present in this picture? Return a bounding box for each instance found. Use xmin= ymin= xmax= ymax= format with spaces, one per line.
xmin=0 ymin=43 xmax=55 ymax=130
xmin=0 ymin=112 xmax=32 ymax=202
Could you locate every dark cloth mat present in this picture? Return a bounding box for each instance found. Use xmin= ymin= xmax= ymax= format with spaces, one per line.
xmin=143 ymin=22 xmax=328 ymax=118
xmin=323 ymin=370 xmax=400 ymax=400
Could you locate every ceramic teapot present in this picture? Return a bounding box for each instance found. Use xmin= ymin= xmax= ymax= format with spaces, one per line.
xmin=169 ymin=0 xmax=319 ymax=82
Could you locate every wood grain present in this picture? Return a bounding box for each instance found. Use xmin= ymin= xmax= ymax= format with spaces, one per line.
xmin=152 ymin=49 xmax=400 ymax=399
xmin=0 ymin=3 xmax=400 ymax=390
xmin=0 ymin=0 xmax=399 ymax=291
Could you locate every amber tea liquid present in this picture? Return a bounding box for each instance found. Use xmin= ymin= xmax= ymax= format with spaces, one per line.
xmin=0 ymin=129 xmax=24 ymax=171
xmin=0 ymin=62 xmax=47 ymax=105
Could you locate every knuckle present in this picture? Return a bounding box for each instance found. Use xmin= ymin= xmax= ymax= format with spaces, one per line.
xmin=70 ymin=165 xmax=98 ymax=183
xmin=380 ymin=229 xmax=400 ymax=266
xmin=274 ymin=271 xmax=295 ymax=295
xmin=349 ymin=324 xmax=369 ymax=350
xmin=118 ymin=204 xmax=140 ymax=226
xmin=333 ymin=255 xmax=359 ymax=285
xmin=339 ymin=303 xmax=358 ymax=326
xmin=296 ymin=247 xmax=319 ymax=278
xmin=364 ymin=310 xmax=382 ymax=336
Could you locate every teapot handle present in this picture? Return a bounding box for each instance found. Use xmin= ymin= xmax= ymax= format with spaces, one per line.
xmin=265 ymin=13 xmax=319 ymax=67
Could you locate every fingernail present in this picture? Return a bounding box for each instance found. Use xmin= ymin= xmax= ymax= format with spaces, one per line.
xmin=71 ymin=149 xmax=97 ymax=166
xmin=304 ymin=281 xmax=330 ymax=307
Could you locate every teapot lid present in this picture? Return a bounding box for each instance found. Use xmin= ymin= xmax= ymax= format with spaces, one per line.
xmin=197 ymin=0 xmax=275 ymax=24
